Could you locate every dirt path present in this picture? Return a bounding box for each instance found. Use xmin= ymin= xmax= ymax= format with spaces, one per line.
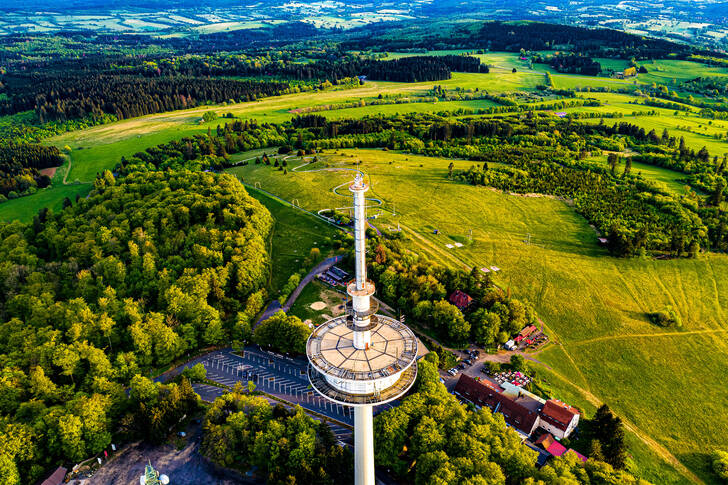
xmin=570 ymin=328 xmax=728 ymax=347
xmin=535 ymin=359 xmax=703 ymax=484
xmin=63 ymin=154 xmax=72 ymax=184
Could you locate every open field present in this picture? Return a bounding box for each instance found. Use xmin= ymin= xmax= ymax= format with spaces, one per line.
xmin=227 ymin=148 xmax=728 ymax=484
xmin=0 ymin=183 xmax=92 ymax=223
xmin=245 ymin=186 xmax=341 ymax=295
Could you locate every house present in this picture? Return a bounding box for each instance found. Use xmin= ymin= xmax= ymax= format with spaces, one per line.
xmin=519 ymin=325 xmax=537 ymax=338
xmin=539 ymin=399 xmax=580 ymax=439
xmin=504 ymin=339 xmax=517 ymax=350
xmin=449 ymin=290 xmax=473 ymax=310
xmin=455 ymin=375 xmax=581 ymax=440
xmin=454 ymin=375 xmax=541 ymax=437
xmin=39 ymin=467 xmax=67 ymax=485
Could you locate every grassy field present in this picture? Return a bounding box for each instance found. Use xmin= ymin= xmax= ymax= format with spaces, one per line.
xmin=245 ymin=186 xmax=342 ymax=295
xmin=0 ymin=184 xmax=92 ymax=223
xmin=40 ymin=53 xmax=728 ymax=188
xmin=288 ymin=280 xmax=347 ymax=326
xmin=227 ymin=148 xmax=728 ymax=484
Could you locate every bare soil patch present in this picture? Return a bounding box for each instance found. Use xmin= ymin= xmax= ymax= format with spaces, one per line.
xmin=39 ymin=166 xmax=58 ymax=177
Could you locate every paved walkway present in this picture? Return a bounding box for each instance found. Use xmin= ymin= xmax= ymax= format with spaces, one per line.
xmin=256 ymin=255 xmax=343 ymax=325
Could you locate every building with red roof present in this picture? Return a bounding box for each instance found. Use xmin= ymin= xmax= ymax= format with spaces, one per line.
xmin=540 ymin=399 xmax=580 ymax=439
xmin=545 ymin=440 xmax=568 ymax=457
xmin=455 ymin=375 xmax=581 ymax=440
xmin=448 ymin=290 xmax=473 ymax=310
xmin=39 ymin=467 xmax=67 ymax=485
xmin=454 ymin=375 xmax=540 ymax=437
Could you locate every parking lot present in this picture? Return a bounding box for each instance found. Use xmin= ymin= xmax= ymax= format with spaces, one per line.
xmin=186 ymin=347 xmax=398 ymax=444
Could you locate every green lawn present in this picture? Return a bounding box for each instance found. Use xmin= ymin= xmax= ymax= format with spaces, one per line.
xmin=0 ymin=184 xmax=92 ymax=223
xmin=244 ymin=185 xmax=342 ymax=295
xmin=288 ymin=280 xmax=346 ymax=326
xmin=228 ymin=148 xmax=728 ymax=484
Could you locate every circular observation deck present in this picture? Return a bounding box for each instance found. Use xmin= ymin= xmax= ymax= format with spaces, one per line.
xmin=306 ymin=314 xmax=418 ymax=406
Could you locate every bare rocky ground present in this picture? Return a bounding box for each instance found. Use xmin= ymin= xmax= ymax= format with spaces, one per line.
xmin=69 ymin=423 xmax=260 ymax=485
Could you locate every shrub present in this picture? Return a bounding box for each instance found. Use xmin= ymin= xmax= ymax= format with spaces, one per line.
xmin=712 ymin=450 xmax=728 ymax=481
xmin=182 ymin=363 xmax=207 ymax=382
xmin=649 ymin=306 xmax=682 ymax=327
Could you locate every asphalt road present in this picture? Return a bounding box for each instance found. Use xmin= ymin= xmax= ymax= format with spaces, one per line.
xmin=188 ymin=347 xmax=399 ymax=445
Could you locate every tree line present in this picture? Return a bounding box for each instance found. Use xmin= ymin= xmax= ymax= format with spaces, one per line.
xmin=0 ymin=143 xmax=62 ymax=199
xmin=201 ymin=385 xmax=353 ymax=484
xmin=0 ymin=75 xmax=290 ymax=121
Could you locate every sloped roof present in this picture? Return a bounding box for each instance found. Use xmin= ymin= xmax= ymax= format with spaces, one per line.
xmin=449 ymin=290 xmax=473 ymax=309
xmin=546 ymin=440 xmax=568 ymax=457
xmin=541 ymin=399 xmax=579 ymax=430
xmin=535 ymin=432 xmax=556 ymax=449
xmin=40 ymin=467 xmax=67 ymax=485
xmin=454 ymin=375 xmax=539 ymax=436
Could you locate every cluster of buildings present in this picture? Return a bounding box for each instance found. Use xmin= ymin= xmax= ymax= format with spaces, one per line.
xmin=454 ymin=375 xmax=586 ymax=466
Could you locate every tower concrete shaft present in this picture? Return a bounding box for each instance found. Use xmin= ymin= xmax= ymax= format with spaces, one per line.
xmin=354 ymin=405 xmax=375 ymax=485
xmin=349 ymin=174 xmax=373 ymax=350
xmin=307 ymin=173 xmax=418 ymax=485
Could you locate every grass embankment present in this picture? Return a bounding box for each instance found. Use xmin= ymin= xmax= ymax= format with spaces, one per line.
xmin=245 ymin=186 xmax=341 ymax=295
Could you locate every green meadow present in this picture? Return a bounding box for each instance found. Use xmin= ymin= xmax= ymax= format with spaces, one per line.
xmin=227 ymin=148 xmax=728 ymax=484
xmin=245 ymin=186 xmax=341 ymax=294
xmin=0 ymin=183 xmax=91 ymax=223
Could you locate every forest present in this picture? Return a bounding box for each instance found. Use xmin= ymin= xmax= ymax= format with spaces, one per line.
xmin=341 ymin=20 xmax=714 ymax=60
xmin=0 ymin=75 xmax=291 ymax=121
xmin=201 ymin=385 xmax=353 ymax=485
xmin=125 ymin=111 xmax=726 ymax=256
xmin=0 ymin=143 xmax=62 ymax=198
xmin=0 ymin=170 xmax=272 ymax=484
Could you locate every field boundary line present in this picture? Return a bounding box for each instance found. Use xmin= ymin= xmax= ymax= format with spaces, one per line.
xmin=570 ymin=328 xmax=728 ymax=346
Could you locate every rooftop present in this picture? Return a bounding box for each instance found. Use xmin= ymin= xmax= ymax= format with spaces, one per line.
xmin=542 ymin=399 xmax=579 ymax=427
xmin=307 ymin=314 xmax=418 ymax=381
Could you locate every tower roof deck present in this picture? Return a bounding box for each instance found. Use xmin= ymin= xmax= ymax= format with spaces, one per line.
xmin=307 ymin=314 xmax=417 ymax=382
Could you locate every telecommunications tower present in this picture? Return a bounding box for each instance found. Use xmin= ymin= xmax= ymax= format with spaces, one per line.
xmin=306 ymin=173 xmax=418 ymax=485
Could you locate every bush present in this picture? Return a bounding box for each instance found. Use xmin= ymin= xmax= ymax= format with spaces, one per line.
xmin=649 ymin=306 xmax=682 ymax=327
xmin=202 ymin=111 xmax=218 ymax=122
xmin=278 ymin=145 xmax=293 ymax=154
xmin=712 ymin=450 xmax=728 ymax=482
xmin=182 ymin=363 xmax=207 ymax=382
xmin=279 ymin=273 xmax=301 ymax=302
xmin=510 ymin=354 xmax=526 ymax=372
